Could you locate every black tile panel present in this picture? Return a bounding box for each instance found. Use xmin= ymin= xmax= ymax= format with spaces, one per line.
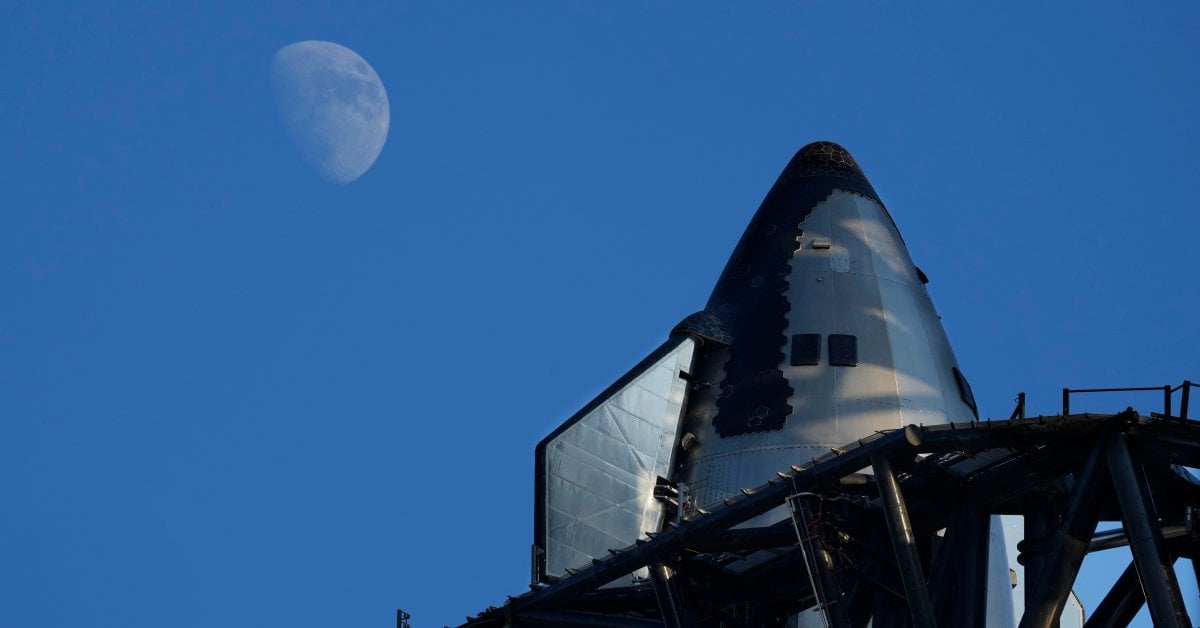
xmin=828 ymin=334 xmax=858 ymax=367
xmin=791 ymin=334 xmax=821 ymax=366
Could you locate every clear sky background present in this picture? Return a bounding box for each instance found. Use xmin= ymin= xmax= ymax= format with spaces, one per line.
xmin=2 ymin=3 xmax=1197 ymax=627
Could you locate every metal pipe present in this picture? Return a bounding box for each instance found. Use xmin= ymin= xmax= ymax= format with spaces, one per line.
xmin=1063 ymin=388 xmax=1070 ymax=416
xmin=789 ymin=496 xmax=852 ymax=628
xmin=1105 ymin=433 xmax=1191 ymax=627
xmin=1088 ymin=523 xmax=1189 ymax=552
xmin=871 ymin=452 xmax=936 ymax=628
xmin=647 ymin=564 xmax=685 ymax=628
xmin=1019 ymin=429 xmax=1110 ymax=628
xmin=1082 ymin=560 xmax=1144 ymax=628
xmin=812 ymin=540 xmax=852 ymax=628
xmin=1181 ymin=380 xmax=1191 ymax=419
xmin=1070 ymin=386 xmax=1161 ymax=391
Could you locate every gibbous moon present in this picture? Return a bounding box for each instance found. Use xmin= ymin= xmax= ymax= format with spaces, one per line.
xmin=270 ymin=41 xmax=390 ymax=184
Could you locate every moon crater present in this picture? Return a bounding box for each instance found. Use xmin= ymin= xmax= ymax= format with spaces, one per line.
xmin=270 ymin=40 xmax=390 ymax=184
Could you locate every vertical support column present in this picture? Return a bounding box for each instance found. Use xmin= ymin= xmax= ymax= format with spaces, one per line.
xmin=871 ymin=452 xmax=936 ymax=628
xmin=927 ymin=503 xmax=989 ymax=626
xmin=648 ymin=564 xmax=686 ymax=628
xmin=1105 ymin=433 xmax=1191 ymax=627
xmin=927 ymin=508 xmax=964 ymax=617
xmin=948 ymin=506 xmax=990 ymax=628
xmin=1019 ymin=431 xmax=1110 ymax=628
xmin=1022 ymin=497 xmax=1055 ymax=612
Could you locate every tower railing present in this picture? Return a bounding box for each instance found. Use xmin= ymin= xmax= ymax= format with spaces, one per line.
xmin=1061 ymin=380 xmax=1196 ymax=419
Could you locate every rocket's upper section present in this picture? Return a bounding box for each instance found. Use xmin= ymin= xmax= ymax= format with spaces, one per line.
xmin=708 ymin=141 xmax=887 ymax=312
xmin=776 ymin=141 xmax=877 ymax=197
xmin=694 ymin=140 xmax=974 ymax=445
xmin=710 ymin=142 xmax=866 ymax=312
xmin=536 ymin=141 xmax=980 ymax=582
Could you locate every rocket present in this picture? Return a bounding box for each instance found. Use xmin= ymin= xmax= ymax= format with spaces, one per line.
xmin=672 ymin=141 xmax=977 ymax=510
xmin=530 ymin=142 xmax=1029 ymax=624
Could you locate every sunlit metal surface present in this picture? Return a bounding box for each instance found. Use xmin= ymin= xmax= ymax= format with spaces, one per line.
xmin=682 ymin=190 xmax=975 ymax=514
xmin=539 ymin=338 xmax=695 ymax=580
xmin=432 ymin=142 xmax=1200 ymax=627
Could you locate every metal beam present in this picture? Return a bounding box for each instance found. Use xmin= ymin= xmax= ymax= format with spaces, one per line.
xmin=1082 ymin=560 xmax=1145 ymax=628
xmin=514 ymin=610 xmax=665 ymax=628
xmin=928 ymin=502 xmax=990 ymax=626
xmin=872 ymin=595 xmax=907 ymax=628
xmin=1019 ymin=429 xmax=1110 ymax=628
xmin=842 ymin=577 xmax=874 ymax=628
xmin=872 ymin=452 xmax=936 ymax=628
xmin=790 ymin=496 xmax=851 ymax=628
xmin=507 ymin=425 xmax=923 ymax=614
xmin=682 ymin=523 xmax=797 ymax=553
xmin=460 ymin=411 xmax=1200 ymax=628
xmin=812 ymin=538 xmax=852 ymax=628
xmin=948 ymin=506 xmax=990 ymax=628
xmin=1088 ymin=522 xmax=1189 ymax=552
xmin=926 ymin=509 xmax=964 ymax=616
xmin=965 ymin=446 xmax=1079 ymax=513
xmin=565 ymin=586 xmax=658 ymax=614
xmin=916 ymin=412 xmax=1120 ymax=454
xmin=1022 ymin=497 xmax=1055 ymax=611
xmin=1130 ymin=429 xmax=1200 ymax=468
xmin=647 ymin=564 xmax=685 ymax=628
xmin=1105 ymin=433 xmax=1192 ymax=627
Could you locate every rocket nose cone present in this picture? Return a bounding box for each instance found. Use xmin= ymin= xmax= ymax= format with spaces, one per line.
xmin=782 ymin=141 xmax=869 ymax=181
xmin=773 ymin=141 xmax=880 ymax=202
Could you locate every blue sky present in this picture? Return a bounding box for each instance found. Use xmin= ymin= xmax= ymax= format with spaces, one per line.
xmin=2 ymin=2 xmax=1197 ymax=626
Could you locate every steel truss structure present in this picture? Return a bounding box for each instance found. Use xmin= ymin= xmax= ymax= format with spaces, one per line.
xmin=440 ymin=394 xmax=1200 ymax=628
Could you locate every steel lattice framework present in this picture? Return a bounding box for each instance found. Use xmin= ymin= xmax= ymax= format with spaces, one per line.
xmin=420 ymin=383 xmax=1200 ymax=628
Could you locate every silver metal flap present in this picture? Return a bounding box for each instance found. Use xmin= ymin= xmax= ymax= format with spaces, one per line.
xmin=536 ymin=336 xmax=696 ymax=581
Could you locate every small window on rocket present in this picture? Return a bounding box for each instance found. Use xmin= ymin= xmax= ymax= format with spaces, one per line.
xmin=791 ymin=334 xmax=821 ymax=366
xmin=828 ymin=335 xmax=858 ymax=367
xmin=953 ymin=367 xmax=979 ymax=419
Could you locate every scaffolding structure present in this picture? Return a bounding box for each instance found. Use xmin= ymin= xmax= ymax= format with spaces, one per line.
xmin=410 ymin=382 xmax=1199 ymax=627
